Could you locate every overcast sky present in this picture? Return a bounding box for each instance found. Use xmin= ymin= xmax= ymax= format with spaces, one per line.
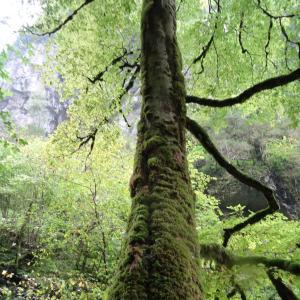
xmin=0 ymin=0 xmax=41 ymax=50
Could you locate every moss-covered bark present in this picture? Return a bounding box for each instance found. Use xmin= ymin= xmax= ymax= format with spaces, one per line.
xmin=108 ymin=1 xmax=202 ymax=299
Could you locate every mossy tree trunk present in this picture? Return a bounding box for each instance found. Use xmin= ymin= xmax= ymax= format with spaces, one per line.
xmin=108 ymin=1 xmax=202 ymax=299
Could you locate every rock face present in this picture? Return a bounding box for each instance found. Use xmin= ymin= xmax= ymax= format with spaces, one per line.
xmin=268 ymin=170 xmax=300 ymax=219
xmin=0 ymin=36 xmax=68 ymax=136
xmin=206 ymin=167 xmax=300 ymax=219
xmin=198 ymin=117 xmax=300 ymax=219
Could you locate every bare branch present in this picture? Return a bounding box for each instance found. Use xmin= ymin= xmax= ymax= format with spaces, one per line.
xmin=186 ymin=68 xmax=300 ymax=107
xmin=28 ymin=0 xmax=95 ymax=36
xmin=74 ymin=116 xmax=111 ymax=159
xmin=186 ymin=117 xmax=279 ymax=246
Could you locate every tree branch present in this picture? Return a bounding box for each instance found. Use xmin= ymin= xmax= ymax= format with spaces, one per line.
xmin=267 ymin=269 xmax=299 ymax=300
xmin=111 ymin=59 xmax=140 ymax=127
xmin=176 ymin=0 xmax=184 ymax=13
xmin=186 ymin=68 xmax=300 ymax=107
xmin=212 ymin=40 xmax=220 ymax=83
xmin=238 ymin=13 xmax=254 ymax=80
xmin=256 ymin=1 xmax=300 ymax=61
xmin=227 ymin=277 xmax=247 ymax=300
xmin=264 ymin=18 xmax=273 ymax=70
xmin=256 ymin=0 xmax=297 ymax=20
xmin=28 ymin=0 xmax=95 ymax=36
xmin=87 ymin=48 xmax=134 ymax=84
xmin=279 ymin=19 xmax=300 ymax=60
xmin=192 ymin=32 xmax=215 ymax=71
xmin=191 ymin=1 xmax=220 ymax=73
xmin=76 ymin=127 xmax=99 ymax=158
xmin=200 ymin=244 xmax=300 ymax=276
xmin=186 ymin=117 xmax=279 ymax=246
xmin=238 ymin=14 xmax=251 ymax=56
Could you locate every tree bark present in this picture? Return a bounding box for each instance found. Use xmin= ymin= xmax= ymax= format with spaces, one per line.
xmin=108 ymin=0 xmax=202 ymax=299
xmin=267 ymin=269 xmax=299 ymax=300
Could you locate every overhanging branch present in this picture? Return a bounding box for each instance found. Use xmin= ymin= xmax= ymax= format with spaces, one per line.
xmin=87 ymin=48 xmax=134 ymax=84
xmin=192 ymin=32 xmax=215 ymax=71
xmin=279 ymin=19 xmax=300 ymax=60
xmin=227 ymin=286 xmax=247 ymax=300
xmin=256 ymin=0 xmax=297 ymax=20
xmin=186 ymin=68 xmax=300 ymax=107
xmin=186 ymin=117 xmax=279 ymax=246
xmin=264 ymin=18 xmax=273 ymax=70
xmin=237 ymin=13 xmax=254 ymax=80
xmin=256 ymin=0 xmax=300 ymax=61
xmin=76 ymin=127 xmax=99 ymax=158
xmin=200 ymin=244 xmax=300 ymax=276
xmin=176 ymin=0 xmax=184 ymax=13
xmin=111 ymin=59 xmax=140 ymax=127
xmin=227 ymin=277 xmax=247 ymax=300
xmin=267 ymin=269 xmax=299 ymax=300
xmin=191 ymin=0 xmax=220 ymax=73
xmin=28 ymin=0 xmax=95 ymax=36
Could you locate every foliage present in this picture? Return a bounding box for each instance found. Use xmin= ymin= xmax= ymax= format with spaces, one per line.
xmin=265 ymin=136 xmax=300 ymax=172
xmin=1 ymin=130 xmax=299 ymax=298
xmin=0 ymin=0 xmax=299 ymax=298
xmin=0 ymin=130 xmax=133 ymax=298
xmin=188 ymin=152 xmax=300 ymax=298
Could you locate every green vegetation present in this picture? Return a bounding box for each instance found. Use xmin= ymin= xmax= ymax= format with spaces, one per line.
xmin=0 ymin=0 xmax=300 ymax=299
xmin=1 ymin=135 xmax=300 ymax=299
xmin=0 ymin=133 xmax=132 ymax=298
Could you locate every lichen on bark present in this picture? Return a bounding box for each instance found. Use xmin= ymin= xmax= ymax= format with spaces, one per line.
xmin=108 ymin=1 xmax=202 ymax=299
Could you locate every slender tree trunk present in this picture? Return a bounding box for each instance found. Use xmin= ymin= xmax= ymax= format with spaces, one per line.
xmin=108 ymin=1 xmax=202 ymax=299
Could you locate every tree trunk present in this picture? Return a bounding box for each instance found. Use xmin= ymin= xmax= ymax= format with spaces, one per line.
xmin=108 ymin=1 xmax=202 ymax=299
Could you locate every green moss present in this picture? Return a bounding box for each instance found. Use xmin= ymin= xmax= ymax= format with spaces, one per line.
xmin=147 ymin=157 xmax=160 ymax=169
xmin=108 ymin=0 xmax=202 ymax=298
xmin=143 ymin=135 xmax=165 ymax=153
xmin=141 ymin=0 xmax=154 ymax=34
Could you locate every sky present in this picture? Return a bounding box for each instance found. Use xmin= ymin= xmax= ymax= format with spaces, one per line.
xmin=0 ymin=0 xmax=41 ymax=50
